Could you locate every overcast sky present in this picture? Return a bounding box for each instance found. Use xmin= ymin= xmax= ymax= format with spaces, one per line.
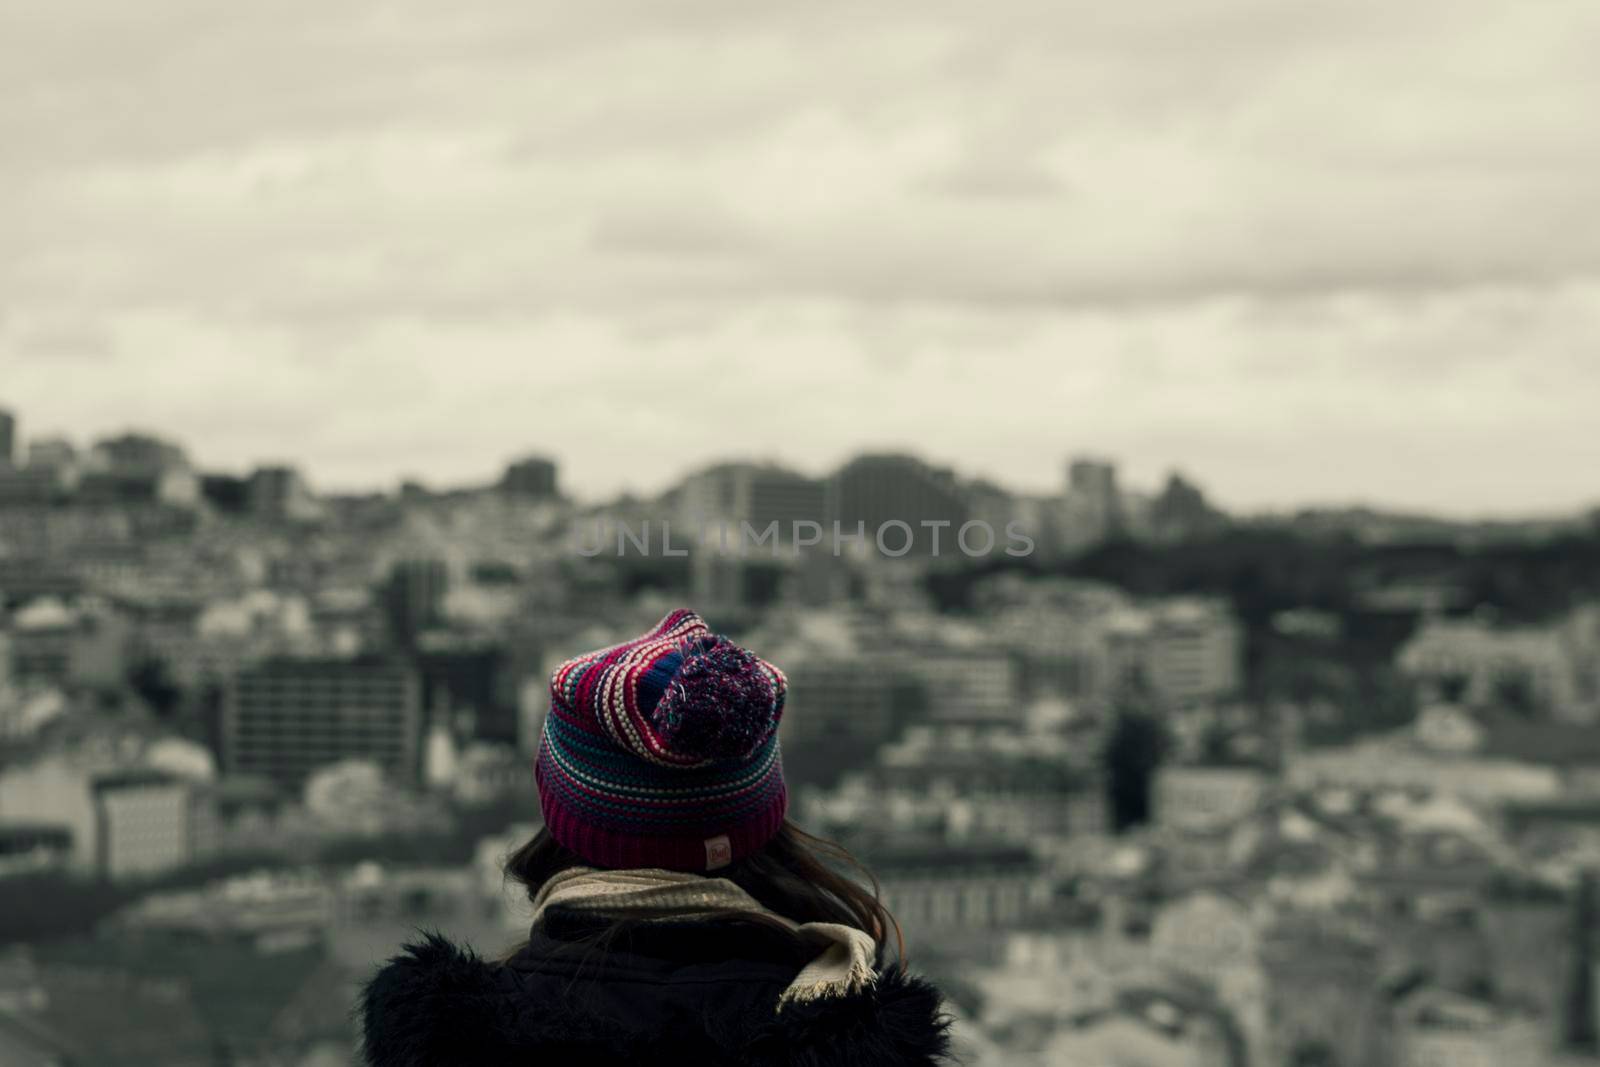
xmin=2 ymin=0 xmax=1597 ymax=515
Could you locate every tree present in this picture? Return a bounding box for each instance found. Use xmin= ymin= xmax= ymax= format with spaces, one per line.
xmin=127 ymin=656 xmax=183 ymax=719
xmin=1437 ymin=672 xmax=1470 ymax=704
xmin=1103 ymin=690 xmax=1172 ymax=834
xmin=1568 ymin=871 xmax=1598 ymax=1053
xmin=1289 ymin=1040 xmax=1337 ymax=1067
xmin=1492 ymin=670 xmax=1538 ymax=718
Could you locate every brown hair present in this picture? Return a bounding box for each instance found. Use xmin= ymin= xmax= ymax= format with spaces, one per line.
xmin=503 ymin=819 xmax=904 ymax=965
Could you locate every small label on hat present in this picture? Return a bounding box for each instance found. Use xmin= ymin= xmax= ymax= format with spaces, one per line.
xmin=704 ymin=834 xmax=732 ymax=870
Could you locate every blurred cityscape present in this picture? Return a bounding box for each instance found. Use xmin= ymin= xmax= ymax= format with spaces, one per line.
xmin=2 ymin=401 xmax=1600 ymax=1065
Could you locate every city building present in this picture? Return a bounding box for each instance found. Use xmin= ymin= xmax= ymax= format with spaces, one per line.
xmin=91 ymin=770 xmax=195 ymax=880
xmin=86 ymin=434 xmax=187 ymax=473
xmin=78 ymin=433 xmax=199 ymax=508
xmin=0 ymin=947 xmax=48 ymax=1016
xmin=1118 ymin=489 xmax=1158 ymax=542
xmin=1044 ymin=987 xmax=1246 ymax=1067
xmin=0 ymin=824 xmax=73 ymax=878
xmin=1059 ymin=455 xmax=1124 ymax=549
xmin=247 ymin=465 xmax=319 ymax=522
xmin=991 ymin=603 xmax=1115 ymax=701
xmin=677 ymin=462 xmax=828 ymax=547
xmin=958 ymin=479 xmax=1019 ymax=546
xmin=304 ymin=759 xmax=401 ymax=832
xmin=5 ymin=598 xmax=129 ymax=690
xmin=25 ymin=438 xmax=78 ymax=474
xmin=0 ymin=437 xmax=80 ymax=507
xmin=4 ymin=600 xmax=74 ymax=686
xmin=0 ymin=747 xmax=112 ymax=872
xmin=1398 ymin=611 xmax=1599 ymax=723
xmin=449 ymin=743 xmax=526 ymax=806
xmin=0 ymin=408 xmax=14 ymax=467
xmin=223 ymin=655 xmax=423 ymax=792
xmin=1146 ymin=472 xmax=1229 ymax=544
xmin=873 ymin=726 xmax=1106 ymax=842
xmin=1107 ymin=599 xmax=1243 ymax=707
xmin=417 ymin=635 xmax=519 ymax=746
xmin=827 ymin=453 xmax=970 ymax=556
xmin=188 ymin=774 xmax=290 ymax=857
xmin=500 ymin=455 xmax=559 ymax=499
xmin=1391 ymin=986 xmax=1544 ymax=1067
xmin=873 ymin=843 xmax=1054 ymax=938
xmin=787 ymin=548 xmax=855 ymax=607
xmin=779 ymin=656 xmax=902 ymax=752
xmin=0 ymin=684 xmax=68 ymax=745
xmin=0 ymin=559 xmax=82 ymax=610
xmin=381 ymin=558 xmax=449 ymax=646
xmin=1288 ymin=731 xmax=1562 ymax=804
xmin=0 ymin=1011 xmax=76 ymax=1067
xmin=0 ymin=467 xmax=65 ymax=508
xmin=903 ymin=646 xmax=1022 ymax=725
xmin=1477 ymin=877 xmax=1582 ymax=1049
xmin=109 ymin=869 xmax=334 ymax=949
xmin=1149 ymin=892 xmax=1267 ymax=1052
xmin=1155 ymin=765 xmax=1269 ymax=835
xmin=1257 ymin=917 xmax=1389 ymax=1067
xmin=688 ymin=553 xmax=789 ymax=617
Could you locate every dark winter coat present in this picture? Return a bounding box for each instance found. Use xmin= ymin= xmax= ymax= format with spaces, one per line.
xmin=360 ymin=909 xmax=953 ymax=1066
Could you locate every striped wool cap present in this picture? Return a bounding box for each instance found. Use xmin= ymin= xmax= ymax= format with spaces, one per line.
xmin=535 ymin=608 xmax=788 ymax=871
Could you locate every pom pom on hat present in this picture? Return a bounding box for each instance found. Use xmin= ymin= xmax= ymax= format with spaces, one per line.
xmin=536 ymin=609 xmax=790 ymax=870
xmin=649 ymin=634 xmax=783 ymax=763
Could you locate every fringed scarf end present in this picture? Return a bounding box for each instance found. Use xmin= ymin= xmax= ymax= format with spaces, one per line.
xmin=775 ymin=959 xmax=877 ymax=1012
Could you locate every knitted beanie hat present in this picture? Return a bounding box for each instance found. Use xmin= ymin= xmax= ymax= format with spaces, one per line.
xmin=535 ymin=609 xmax=789 ymax=871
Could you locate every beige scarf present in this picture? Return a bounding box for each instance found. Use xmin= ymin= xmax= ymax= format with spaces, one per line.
xmin=530 ymin=866 xmax=878 ymax=1011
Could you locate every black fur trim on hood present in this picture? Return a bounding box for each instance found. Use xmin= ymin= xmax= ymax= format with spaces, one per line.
xmin=360 ymin=931 xmax=953 ymax=1067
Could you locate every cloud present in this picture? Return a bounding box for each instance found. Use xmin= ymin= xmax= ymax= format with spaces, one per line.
xmin=2 ymin=0 xmax=1597 ymax=511
xmin=1 ymin=313 xmax=116 ymax=361
xmin=2 ymin=283 xmax=1597 ymax=516
xmin=589 ymin=198 xmax=763 ymax=259
xmin=6 ymin=0 xmax=1599 ymax=315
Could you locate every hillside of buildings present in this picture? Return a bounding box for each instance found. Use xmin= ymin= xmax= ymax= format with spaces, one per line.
xmin=3 ymin=405 xmax=1600 ymax=1064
